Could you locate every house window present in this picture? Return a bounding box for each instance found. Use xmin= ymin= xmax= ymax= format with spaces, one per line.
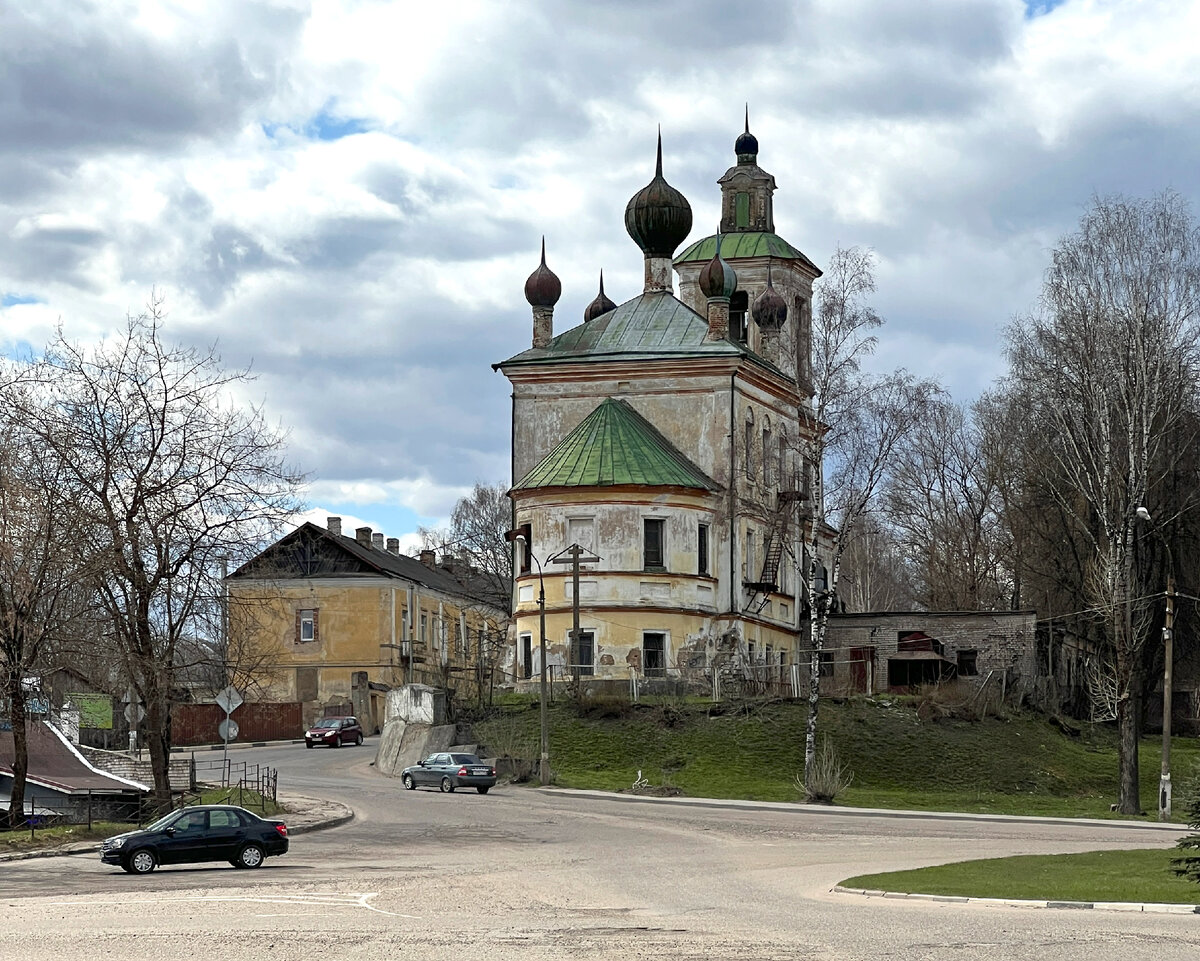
xmin=744 ymin=410 xmax=755 ymax=476
xmin=736 ymin=191 xmax=750 ymax=228
xmin=762 ymin=423 xmax=772 ymax=485
xmin=745 ymin=529 xmax=756 ymax=581
xmin=730 ymin=291 xmax=748 ymax=343
xmin=574 ymin=630 xmax=595 ymax=676
xmin=643 ymin=518 xmax=665 ymax=570
xmin=568 ymin=517 xmax=595 ymax=550
xmin=747 ymin=640 xmax=755 ymax=664
xmin=521 ymin=633 xmax=533 ymax=679
xmin=697 ymin=523 xmax=709 ymax=576
xmin=957 ymin=649 xmax=979 ymax=677
xmin=643 ymin=632 xmax=666 ymax=677
xmin=819 ymin=650 xmax=834 ymax=678
xmin=297 ymin=609 xmax=318 ymax=644
xmin=420 ymin=613 xmax=428 ymax=644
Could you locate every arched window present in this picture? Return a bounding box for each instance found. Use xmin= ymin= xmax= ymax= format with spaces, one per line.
xmin=744 ymin=409 xmax=755 ymax=478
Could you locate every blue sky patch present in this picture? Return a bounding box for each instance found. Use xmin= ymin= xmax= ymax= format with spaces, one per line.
xmin=1 ymin=293 xmax=42 ymax=307
xmin=262 ymin=110 xmax=369 ymax=144
xmin=1024 ymin=0 xmax=1068 ymax=17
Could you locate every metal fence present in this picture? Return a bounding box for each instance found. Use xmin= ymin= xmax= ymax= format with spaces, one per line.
xmin=191 ymin=756 xmax=279 ymax=813
xmin=4 ymin=791 xmax=149 ymax=839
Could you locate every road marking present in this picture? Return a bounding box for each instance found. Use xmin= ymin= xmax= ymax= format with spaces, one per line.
xmin=35 ymin=892 xmax=418 ymax=918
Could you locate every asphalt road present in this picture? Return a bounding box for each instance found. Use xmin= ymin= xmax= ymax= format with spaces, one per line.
xmin=1 ymin=739 xmax=1197 ymax=961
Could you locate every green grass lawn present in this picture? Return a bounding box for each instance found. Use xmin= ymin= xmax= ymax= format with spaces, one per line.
xmin=843 ymin=848 xmax=1200 ymax=904
xmin=473 ymin=696 xmax=1200 ymax=820
xmin=0 ymin=821 xmax=130 ymax=851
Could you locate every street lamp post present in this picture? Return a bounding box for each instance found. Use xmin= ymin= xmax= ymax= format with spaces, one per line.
xmin=1136 ymin=506 xmax=1176 ymax=821
xmin=515 ymin=535 xmax=550 ymax=786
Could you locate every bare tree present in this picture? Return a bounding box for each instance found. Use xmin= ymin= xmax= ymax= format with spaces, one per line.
xmin=421 ymin=482 xmax=513 ymax=616
xmin=1004 ymin=191 xmax=1200 ymax=813
xmin=799 ymin=246 xmax=940 ymax=778
xmin=16 ymin=301 xmax=306 ymax=802
xmin=0 ymin=397 xmax=93 ymax=829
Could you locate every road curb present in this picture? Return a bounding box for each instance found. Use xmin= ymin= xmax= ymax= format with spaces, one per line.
xmin=833 ymin=885 xmax=1200 ymax=914
xmin=171 ymin=739 xmax=308 ymax=753
xmin=538 ymin=787 xmax=1187 ymax=833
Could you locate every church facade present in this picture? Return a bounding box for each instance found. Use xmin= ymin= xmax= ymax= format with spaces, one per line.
xmin=494 ymin=119 xmax=826 ymax=688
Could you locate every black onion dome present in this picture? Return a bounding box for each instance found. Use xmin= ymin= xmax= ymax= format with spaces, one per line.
xmin=624 ymin=131 xmax=693 ymax=258
xmin=735 ymin=104 xmax=758 ymax=162
xmin=584 ymin=270 xmax=617 ymax=322
xmin=699 ymin=232 xmax=737 ymax=300
xmin=524 ymin=237 xmax=561 ymax=308
xmin=752 ymin=271 xmax=787 ymax=330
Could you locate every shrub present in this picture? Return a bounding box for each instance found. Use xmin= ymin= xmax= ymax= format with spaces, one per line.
xmin=1171 ymin=761 xmax=1200 ymax=883
xmin=797 ymin=736 xmax=854 ymax=804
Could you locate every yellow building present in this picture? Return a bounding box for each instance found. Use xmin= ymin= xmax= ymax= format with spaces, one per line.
xmin=494 ymin=121 xmax=827 ymax=690
xmin=228 ymin=517 xmax=507 ymax=730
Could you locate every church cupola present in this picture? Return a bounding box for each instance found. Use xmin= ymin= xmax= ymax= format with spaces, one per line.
xmin=751 ymin=268 xmax=787 ymax=331
xmin=525 ymin=238 xmax=561 ymax=348
xmin=583 ymin=270 xmax=617 ymax=322
xmin=719 ymin=108 xmax=776 ymax=234
xmin=699 ymin=231 xmax=737 ymax=342
xmin=624 ymin=131 xmax=693 ymax=293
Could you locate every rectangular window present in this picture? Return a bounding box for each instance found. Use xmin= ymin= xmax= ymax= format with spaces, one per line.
xmin=698 ymin=523 xmax=709 ymax=576
xmin=420 ymin=613 xmax=428 ymax=643
xmin=297 ymin=609 xmax=317 ymax=644
xmin=744 ymin=529 xmax=756 ymax=580
xmin=643 ymin=518 xmax=665 ymax=569
xmin=819 ymin=650 xmax=834 ymax=678
xmin=643 ymin=632 xmax=666 ymax=677
xmin=957 ymin=649 xmax=979 ymax=677
xmin=575 ymin=630 xmax=595 ymax=677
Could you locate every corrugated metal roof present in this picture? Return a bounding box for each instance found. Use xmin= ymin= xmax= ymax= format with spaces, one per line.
xmin=513 ymin=398 xmax=720 ymax=492
xmin=674 ymin=232 xmax=821 ymax=275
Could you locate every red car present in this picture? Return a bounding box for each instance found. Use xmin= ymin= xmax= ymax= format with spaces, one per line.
xmin=304 ymin=715 xmax=364 ymax=748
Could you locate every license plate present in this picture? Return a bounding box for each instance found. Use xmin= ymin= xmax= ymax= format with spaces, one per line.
xmin=471 ymin=768 xmax=489 ymax=775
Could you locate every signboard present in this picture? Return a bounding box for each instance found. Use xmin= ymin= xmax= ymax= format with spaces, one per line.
xmin=66 ymin=693 xmax=114 ymax=730
xmin=217 ymin=718 xmax=240 ymax=742
xmin=124 ymin=702 xmax=145 ymax=724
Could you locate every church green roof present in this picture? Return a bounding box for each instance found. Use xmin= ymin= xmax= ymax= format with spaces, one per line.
xmin=675 ymin=232 xmax=821 ymax=276
xmin=512 ymin=398 xmax=720 ymax=492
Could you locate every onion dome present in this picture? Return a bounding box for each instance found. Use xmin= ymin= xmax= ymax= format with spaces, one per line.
xmin=584 ymin=270 xmax=617 ymax=322
xmin=524 ymin=237 xmax=561 ymax=308
xmin=752 ymin=268 xmax=788 ymax=330
xmin=699 ymin=232 xmax=737 ymax=300
xmin=624 ymin=131 xmax=693 ymax=258
xmin=735 ymin=104 xmax=758 ymax=164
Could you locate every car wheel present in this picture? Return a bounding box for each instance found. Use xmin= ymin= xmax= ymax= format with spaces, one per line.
xmin=440 ymin=776 xmax=455 ymax=793
xmin=127 ymin=849 xmax=156 ymax=875
xmin=402 ymin=774 xmax=415 ymax=790
xmin=305 ymin=741 xmax=313 ymax=749
xmin=477 ymin=786 xmax=490 ymax=795
xmin=334 ymin=735 xmax=342 ymax=748
xmin=356 ymin=733 xmax=364 ymax=746
xmin=235 ymin=843 xmax=265 ymax=869
xmin=120 ymin=862 xmax=137 ymax=874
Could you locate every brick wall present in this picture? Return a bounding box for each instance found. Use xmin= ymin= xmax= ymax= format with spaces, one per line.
xmin=821 ymin=610 xmax=1037 ymax=697
xmin=78 ymin=745 xmax=193 ymax=792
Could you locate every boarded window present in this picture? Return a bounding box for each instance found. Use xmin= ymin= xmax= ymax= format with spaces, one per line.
xmin=643 ymin=633 xmax=666 ymax=677
xmin=698 ymin=523 xmax=709 ymax=576
xmin=736 ymin=192 xmax=750 ymax=228
xmin=296 ymin=667 xmax=318 ymax=702
xmin=568 ymin=517 xmax=595 ymax=550
xmin=521 ymin=634 xmax=533 ymax=679
xmin=574 ymin=630 xmax=595 ymax=676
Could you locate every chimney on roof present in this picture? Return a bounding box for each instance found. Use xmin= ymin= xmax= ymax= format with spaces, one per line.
xmin=440 ymin=554 xmax=455 ymax=569
xmin=386 ymin=537 xmax=400 ymax=555
xmin=355 ymin=526 xmax=372 ymax=547
xmin=327 ymin=516 xmax=342 ymax=537
xmin=419 ymin=549 xmax=435 ymax=567
xmin=372 ymin=532 xmax=384 ymax=551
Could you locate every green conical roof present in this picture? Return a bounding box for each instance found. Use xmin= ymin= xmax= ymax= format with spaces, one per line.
xmin=513 ymin=398 xmax=720 ymax=492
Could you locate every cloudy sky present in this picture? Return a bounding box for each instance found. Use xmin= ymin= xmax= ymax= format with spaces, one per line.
xmin=2 ymin=0 xmax=1198 ymax=549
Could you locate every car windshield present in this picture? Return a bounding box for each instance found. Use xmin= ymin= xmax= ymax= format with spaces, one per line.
xmin=144 ymin=810 xmax=186 ymax=832
xmin=313 ymin=719 xmax=341 ymax=729
xmin=451 ymin=754 xmax=482 ymax=764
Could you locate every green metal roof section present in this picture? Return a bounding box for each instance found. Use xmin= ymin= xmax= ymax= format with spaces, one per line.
xmin=513 ymin=398 xmax=721 ymax=492
xmin=497 ymin=291 xmax=746 ymax=368
xmin=674 ymin=232 xmax=822 ymax=275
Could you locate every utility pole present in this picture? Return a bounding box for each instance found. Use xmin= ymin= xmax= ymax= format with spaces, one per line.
xmin=1160 ymin=576 xmax=1176 ymax=822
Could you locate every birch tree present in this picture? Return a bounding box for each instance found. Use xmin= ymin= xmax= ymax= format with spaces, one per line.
xmin=800 ymin=246 xmax=939 ymax=780
xmin=1005 ymin=191 xmax=1200 ymax=814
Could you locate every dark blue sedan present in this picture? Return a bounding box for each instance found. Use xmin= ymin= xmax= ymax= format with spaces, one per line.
xmin=100 ymin=804 xmax=288 ymax=874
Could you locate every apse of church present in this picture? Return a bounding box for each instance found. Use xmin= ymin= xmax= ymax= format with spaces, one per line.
xmin=494 ymin=116 xmax=827 ymax=688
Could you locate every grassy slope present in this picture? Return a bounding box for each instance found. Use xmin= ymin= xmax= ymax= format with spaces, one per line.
xmin=474 ymin=696 xmax=1200 ymax=820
